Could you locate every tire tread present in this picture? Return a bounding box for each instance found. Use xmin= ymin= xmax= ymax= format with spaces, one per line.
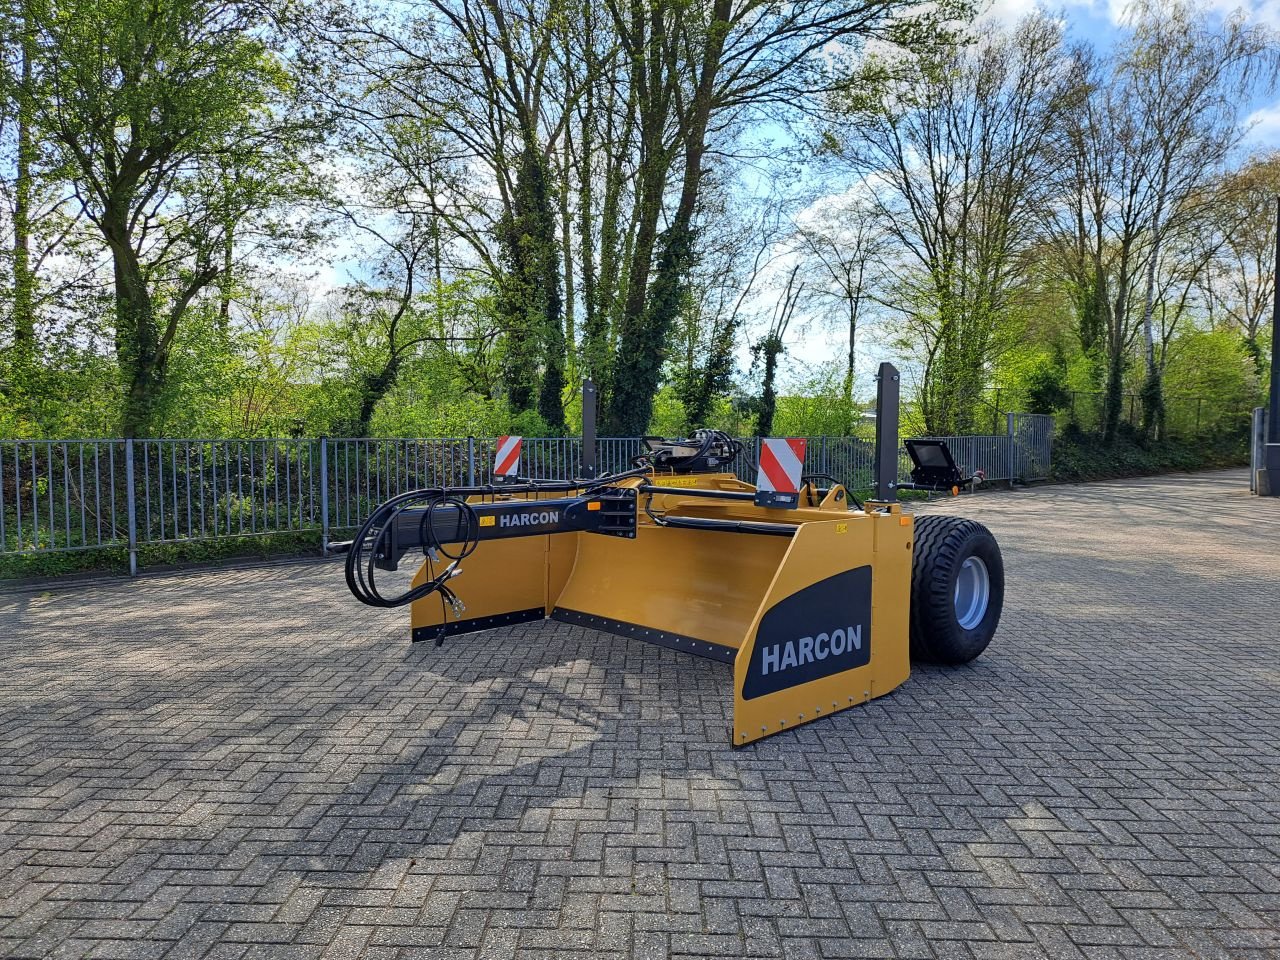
xmin=909 ymin=514 xmax=1002 ymax=663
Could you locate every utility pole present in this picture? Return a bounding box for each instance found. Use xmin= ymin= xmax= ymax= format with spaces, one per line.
xmin=1258 ymin=199 xmax=1280 ymax=495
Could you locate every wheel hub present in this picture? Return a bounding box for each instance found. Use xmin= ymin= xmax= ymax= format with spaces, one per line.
xmin=954 ymin=555 xmax=990 ymax=630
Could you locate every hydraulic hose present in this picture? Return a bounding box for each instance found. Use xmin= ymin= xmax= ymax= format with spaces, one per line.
xmin=343 ymin=465 xmax=651 ymax=610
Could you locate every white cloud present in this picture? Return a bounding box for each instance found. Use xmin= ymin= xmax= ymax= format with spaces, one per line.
xmin=1107 ymin=0 xmax=1280 ymax=28
xmin=980 ymin=0 xmax=1280 ymax=30
xmin=1243 ymin=102 xmax=1280 ymax=146
xmin=978 ymin=0 xmax=1055 ymax=26
xmin=1192 ymin=0 xmax=1280 ymax=28
xmin=976 ymin=0 xmax=1098 ymax=27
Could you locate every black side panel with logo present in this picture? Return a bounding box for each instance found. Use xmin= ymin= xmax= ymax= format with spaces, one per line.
xmin=741 ymin=566 xmax=873 ymax=700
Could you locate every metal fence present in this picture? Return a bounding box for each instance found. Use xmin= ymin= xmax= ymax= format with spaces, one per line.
xmin=1250 ymin=407 xmax=1268 ymax=493
xmin=982 ymin=387 xmax=1251 ymax=439
xmin=1 ymin=417 xmax=1052 ymax=572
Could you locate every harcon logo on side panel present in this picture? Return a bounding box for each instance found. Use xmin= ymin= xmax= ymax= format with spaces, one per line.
xmin=741 ymin=566 xmax=872 ymax=700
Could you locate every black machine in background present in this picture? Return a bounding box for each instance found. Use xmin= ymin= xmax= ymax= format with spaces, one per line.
xmin=897 ymin=439 xmax=983 ymax=494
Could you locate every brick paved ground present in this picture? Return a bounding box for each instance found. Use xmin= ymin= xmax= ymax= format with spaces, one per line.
xmin=2 ymin=469 xmax=1280 ymax=960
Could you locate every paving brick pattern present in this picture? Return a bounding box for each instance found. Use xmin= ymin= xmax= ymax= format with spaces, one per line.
xmin=2 ymin=470 xmax=1279 ymax=959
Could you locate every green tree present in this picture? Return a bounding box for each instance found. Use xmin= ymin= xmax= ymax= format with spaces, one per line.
xmin=606 ymin=0 xmax=965 ymax=434
xmin=3 ymin=1 xmax=36 ymax=366
xmin=796 ymin=197 xmax=888 ymax=432
xmin=496 ymin=141 xmax=566 ymax=432
xmin=1205 ymin=153 xmax=1280 ymax=376
xmin=753 ymin=264 xmax=803 ymax=437
xmin=26 ymin=0 xmax=322 ymax=436
xmin=834 ymin=14 xmax=1071 ymax=434
xmin=2 ymin=0 xmax=87 ymax=419
xmin=1122 ymin=0 xmax=1277 ymax=439
xmin=322 ymin=0 xmax=572 ymax=432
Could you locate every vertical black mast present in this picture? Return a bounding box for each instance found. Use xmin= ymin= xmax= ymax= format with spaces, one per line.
xmin=1259 ymin=197 xmax=1280 ymax=495
xmin=1269 ymin=198 xmax=1280 ymax=447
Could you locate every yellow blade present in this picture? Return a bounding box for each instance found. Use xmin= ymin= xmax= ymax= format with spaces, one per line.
xmin=731 ymin=513 xmax=911 ymax=747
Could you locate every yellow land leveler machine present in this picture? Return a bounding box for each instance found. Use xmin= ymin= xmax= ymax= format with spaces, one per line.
xmin=339 ymin=364 xmax=1004 ymax=747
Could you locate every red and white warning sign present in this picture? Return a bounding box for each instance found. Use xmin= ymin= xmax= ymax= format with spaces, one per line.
xmin=755 ymin=438 xmax=806 ymax=508
xmin=493 ymin=435 xmax=522 ymax=478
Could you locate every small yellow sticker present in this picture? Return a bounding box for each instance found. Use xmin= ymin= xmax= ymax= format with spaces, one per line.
xmin=479 ymin=516 xmax=497 ymax=527
xmin=658 ymin=476 xmax=701 ymax=487
xmin=835 ymin=522 xmax=848 ymax=534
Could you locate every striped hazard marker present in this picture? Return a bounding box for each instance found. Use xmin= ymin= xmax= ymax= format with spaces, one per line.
xmin=755 ymin=438 xmax=806 ymax=509
xmin=492 ymin=435 xmax=522 ymax=480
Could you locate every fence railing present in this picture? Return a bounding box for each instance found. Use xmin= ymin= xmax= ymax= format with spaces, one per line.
xmin=1 ymin=417 xmax=1052 ymax=572
xmin=981 ymin=387 xmax=1254 ymax=439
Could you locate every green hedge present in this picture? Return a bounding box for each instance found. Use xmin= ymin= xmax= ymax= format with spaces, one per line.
xmin=0 ymin=530 xmax=325 ymax=581
xmin=1050 ymin=424 xmax=1250 ymax=483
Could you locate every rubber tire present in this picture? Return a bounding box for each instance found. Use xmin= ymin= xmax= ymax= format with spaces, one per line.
xmin=909 ymin=515 xmax=1004 ymax=664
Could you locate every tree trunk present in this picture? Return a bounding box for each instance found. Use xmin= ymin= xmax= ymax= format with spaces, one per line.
xmin=1138 ymin=234 xmax=1165 ymax=439
xmin=559 ymin=131 xmax=575 ymax=378
xmin=11 ymin=13 xmax=35 ymax=366
xmin=844 ymin=294 xmax=858 ymax=434
xmin=355 ymin=353 xmax=402 ymax=437
xmin=112 ymin=242 xmax=162 ymax=438
xmin=756 ymin=335 xmax=782 ymax=437
xmin=926 ymin=285 xmax=963 ymax=435
xmin=497 ymin=139 xmax=564 ymax=430
xmin=218 ymin=225 xmax=234 ymax=332
xmin=106 ymin=199 xmax=215 ymax=437
xmin=539 ymin=300 xmax=568 ymax=434
xmin=1102 ymin=321 xmax=1124 ymax=444
xmin=682 ymin=311 xmax=736 ymax=429
xmin=606 ymin=0 xmax=729 ymax=435
xmin=578 ymin=125 xmax=603 ymax=386
xmin=605 ymin=150 xmax=667 ymax=433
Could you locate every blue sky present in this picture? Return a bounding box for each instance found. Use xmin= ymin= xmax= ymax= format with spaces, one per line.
xmin=987 ymin=0 xmax=1280 ymax=151
xmin=765 ymin=0 xmax=1280 ymax=391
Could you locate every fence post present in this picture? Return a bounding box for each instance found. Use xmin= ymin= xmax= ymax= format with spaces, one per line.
xmin=319 ymin=436 xmax=329 ymax=555
xmin=1006 ymin=413 xmax=1016 ymax=484
xmin=124 ymin=438 xmax=137 ymax=576
xmin=467 ymin=437 xmax=476 ymax=486
xmin=874 ymin=362 xmax=899 ymax=501
xmin=581 ymin=379 xmax=598 ymax=478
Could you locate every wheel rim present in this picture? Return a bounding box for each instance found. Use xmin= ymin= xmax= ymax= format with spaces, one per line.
xmin=954 ymin=555 xmax=990 ymax=631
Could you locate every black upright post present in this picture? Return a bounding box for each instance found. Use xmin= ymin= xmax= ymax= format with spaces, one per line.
xmin=581 ymin=379 xmax=598 ymax=479
xmin=874 ymin=362 xmax=900 ymax=501
xmin=1259 ymin=199 xmax=1280 ymax=496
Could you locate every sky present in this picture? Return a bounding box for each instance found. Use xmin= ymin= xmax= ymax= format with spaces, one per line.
xmin=765 ymin=0 xmax=1280 ymax=397
xmin=987 ymin=0 xmax=1280 ymax=146
xmin=307 ymin=0 xmax=1280 ymax=401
